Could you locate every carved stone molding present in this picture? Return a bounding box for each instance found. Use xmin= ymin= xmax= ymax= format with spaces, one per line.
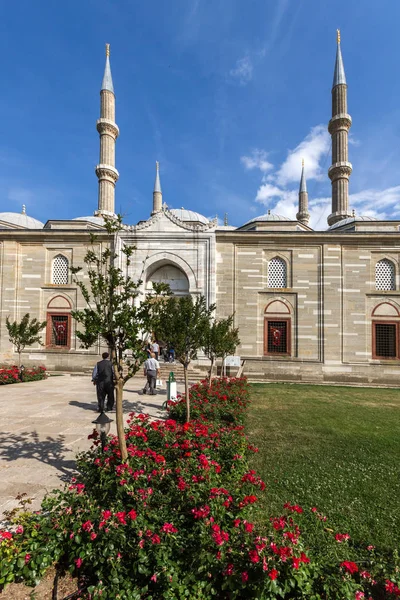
xmin=96 ymin=119 xmax=119 ymax=138
xmin=95 ymin=164 xmax=120 ymax=182
xmin=328 ymin=162 xmax=353 ymax=181
xmin=126 ymin=207 xmax=217 ymax=232
xmin=328 ymin=114 xmax=352 ymax=134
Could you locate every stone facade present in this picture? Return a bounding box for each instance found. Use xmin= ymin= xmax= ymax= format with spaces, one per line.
xmin=215 ymin=232 xmax=400 ymax=384
xmin=0 ymin=229 xmax=111 ymax=371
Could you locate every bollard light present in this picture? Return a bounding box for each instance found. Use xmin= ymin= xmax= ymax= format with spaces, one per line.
xmin=92 ymin=411 xmax=113 ymax=452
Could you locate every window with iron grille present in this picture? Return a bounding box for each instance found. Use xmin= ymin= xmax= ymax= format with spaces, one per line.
xmin=52 ymin=255 xmax=69 ymax=285
xmin=49 ymin=315 xmax=69 ymax=347
xmin=375 ymin=259 xmax=395 ymax=291
xmin=373 ymin=322 xmax=398 ymax=359
xmin=265 ymin=320 xmax=290 ymax=354
xmin=267 ymin=257 xmax=287 ymax=288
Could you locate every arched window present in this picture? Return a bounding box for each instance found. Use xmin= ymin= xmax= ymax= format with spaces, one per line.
xmin=46 ymin=296 xmax=72 ymax=349
xmin=264 ymin=300 xmax=291 ymax=356
xmin=52 ymin=255 xmax=69 ymax=285
xmin=267 ymin=257 xmax=287 ymax=288
xmin=375 ymin=259 xmax=395 ymax=291
xmin=371 ymin=302 xmax=400 ymax=360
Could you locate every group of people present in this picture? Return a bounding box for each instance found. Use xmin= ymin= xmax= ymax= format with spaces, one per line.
xmin=145 ymin=339 xmax=175 ymax=363
xmin=92 ymin=339 xmax=176 ymax=411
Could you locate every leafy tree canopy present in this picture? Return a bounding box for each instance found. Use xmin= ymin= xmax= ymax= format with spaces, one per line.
xmin=6 ymin=313 xmax=47 ymax=365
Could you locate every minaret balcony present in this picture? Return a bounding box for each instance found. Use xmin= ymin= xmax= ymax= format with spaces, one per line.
xmin=328 ymin=113 xmax=352 ymax=134
xmin=96 ymin=118 xmax=119 ymax=138
xmin=328 ymin=161 xmax=352 ymax=181
xmin=95 ymin=164 xmax=120 ymax=182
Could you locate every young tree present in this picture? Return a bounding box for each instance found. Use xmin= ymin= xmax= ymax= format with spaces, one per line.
xmin=155 ymin=295 xmax=215 ymax=422
xmin=71 ymin=217 xmax=157 ymax=461
xmin=5 ymin=313 xmax=47 ymax=366
xmin=202 ymin=315 xmax=240 ymax=384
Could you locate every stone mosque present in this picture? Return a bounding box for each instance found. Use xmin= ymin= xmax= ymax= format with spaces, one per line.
xmin=1 ymin=33 xmax=400 ymax=384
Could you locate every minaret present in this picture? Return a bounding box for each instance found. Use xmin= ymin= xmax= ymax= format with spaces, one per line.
xmin=296 ymin=159 xmax=310 ymax=225
xmin=95 ymin=44 xmax=119 ymax=217
xmin=152 ymin=161 xmax=162 ymax=215
xmin=327 ymin=30 xmax=352 ymax=226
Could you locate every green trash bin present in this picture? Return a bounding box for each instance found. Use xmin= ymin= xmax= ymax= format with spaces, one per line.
xmin=167 ymin=372 xmax=177 ymax=401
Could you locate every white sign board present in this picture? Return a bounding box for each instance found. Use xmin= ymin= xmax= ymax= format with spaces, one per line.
xmin=224 ymin=355 xmax=241 ymax=367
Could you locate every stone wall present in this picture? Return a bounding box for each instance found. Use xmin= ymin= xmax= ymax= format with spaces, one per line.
xmin=216 ymin=231 xmax=400 ymax=385
xmin=0 ymin=230 xmax=110 ymax=371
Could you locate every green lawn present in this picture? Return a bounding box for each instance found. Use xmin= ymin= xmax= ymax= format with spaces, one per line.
xmin=246 ymin=383 xmax=400 ymax=552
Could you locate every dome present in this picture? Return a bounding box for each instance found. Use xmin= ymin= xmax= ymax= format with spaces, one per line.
xmin=0 ymin=211 xmax=44 ymax=229
xmin=328 ymin=215 xmax=378 ymax=230
xmin=169 ymin=208 xmax=209 ymax=225
xmin=73 ymin=216 xmax=105 ymax=226
xmin=242 ymin=212 xmax=294 ymax=227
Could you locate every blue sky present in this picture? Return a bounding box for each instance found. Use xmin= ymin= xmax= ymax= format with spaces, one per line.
xmin=1 ymin=0 xmax=400 ymax=229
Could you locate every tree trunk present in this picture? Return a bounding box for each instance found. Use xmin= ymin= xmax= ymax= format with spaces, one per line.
xmin=208 ymin=357 xmax=215 ymax=387
xmin=115 ymin=379 xmax=128 ymax=461
xmin=18 ymin=350 xmax=21 ymax=367
xmin=184 ymin=365 xmax=190 ymax=423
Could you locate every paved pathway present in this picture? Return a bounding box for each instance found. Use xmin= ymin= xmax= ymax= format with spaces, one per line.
xmin=0 ymin=375 xmax=180 ymax=521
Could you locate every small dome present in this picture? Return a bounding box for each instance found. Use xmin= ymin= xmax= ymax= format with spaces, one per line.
xmin=169 ymin=208 xmax=209 ymax=225
xmin=73 ymin=216 xmax=105 ymax=226
xmin=0 ymin=211 xmax=44 ymax=229
xmin=328 ymin=215 xmax=378 ymax=230
xmin=242 ymin=212 xmax=293 ymax=227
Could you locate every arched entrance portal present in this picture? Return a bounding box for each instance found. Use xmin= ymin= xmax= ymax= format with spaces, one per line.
xmin=145 ymin=264 xmax=190 ymax=296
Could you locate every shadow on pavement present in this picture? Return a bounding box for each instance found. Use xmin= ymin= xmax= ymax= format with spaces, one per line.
xmin=0 ymin=431 xmax=77 ymax=481
xmin=69 ymin=400 xmax=98 ymax=412
xmin=123 ymin=401 xmax=164 ymax=412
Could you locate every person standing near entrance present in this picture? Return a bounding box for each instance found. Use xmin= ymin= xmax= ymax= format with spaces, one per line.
xmin=143 ymin=352 xmax=160 ymax=395
xmin=151 ymin=340 xmax=160 ymax=360
xmin=92 ymin=352 xmax=115 ymax=412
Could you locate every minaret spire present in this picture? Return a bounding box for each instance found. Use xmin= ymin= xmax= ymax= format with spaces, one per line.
xmin=327 ymin=30 xmax=352 ymax=226
xmin=95 ymin=43 xmax=119 ymax=217
xmin=296 ymin=159 xmax=310 ymax=226
xmin=152 ymin=161 xmax=162 ymax=215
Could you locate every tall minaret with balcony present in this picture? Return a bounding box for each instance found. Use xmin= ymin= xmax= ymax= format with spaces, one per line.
xmin=296 ymin=159 xmax=310 ymax=225
xmin=152 ymin=161 xmax=162 ymax=215
xmin=327 ymin=30 xmax=352 ymax=226
xmin=95 ymin=44 xmax=119 ymax=217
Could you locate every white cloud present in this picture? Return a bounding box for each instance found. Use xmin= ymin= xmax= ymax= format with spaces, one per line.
xmin=345 ymin=186 xmax=400 ymax=222
xmin=255 ymin=183 xmax=291 ymax=204
xmin=240 ymin=149 xmax=273 ymax=173
xmin=229 ymin=56 xmax=253 ymax=86
xmin=275 ymin=125 xmax=330 ymax=186
xmin=308 ymin=196 xmax=331 ymax=230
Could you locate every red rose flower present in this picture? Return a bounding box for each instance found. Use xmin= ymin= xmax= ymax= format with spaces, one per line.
xmin=341 ymin=561 xmax=358 ymax=574
xmin=249 ymin=550 xmax=259 ymax=563
xmin=269 ymin=569 xmax=278 ymax=580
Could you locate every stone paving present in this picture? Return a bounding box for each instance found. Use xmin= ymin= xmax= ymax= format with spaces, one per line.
xmin=0 ymin=374 xmax=182 ymax=521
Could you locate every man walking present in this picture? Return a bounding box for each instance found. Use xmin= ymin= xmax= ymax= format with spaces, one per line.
xmin=92 ymin=352 xmax=115 ymax=412
xmin=151 ymin=339 xmax=160 ymax=360
xmin=143 ymin=351 xmax=160 ymax=396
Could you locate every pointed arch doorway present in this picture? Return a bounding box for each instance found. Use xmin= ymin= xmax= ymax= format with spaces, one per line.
xmin=145 ymin=263 xmax=190 ymax=296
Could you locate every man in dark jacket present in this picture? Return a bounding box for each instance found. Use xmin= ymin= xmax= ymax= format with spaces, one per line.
xmin=92 ymin=352 xmax=115 ymax=412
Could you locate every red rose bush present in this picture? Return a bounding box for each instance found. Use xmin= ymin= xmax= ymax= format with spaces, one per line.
xmin=0 ymin=365 xmax=46 ymax=385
